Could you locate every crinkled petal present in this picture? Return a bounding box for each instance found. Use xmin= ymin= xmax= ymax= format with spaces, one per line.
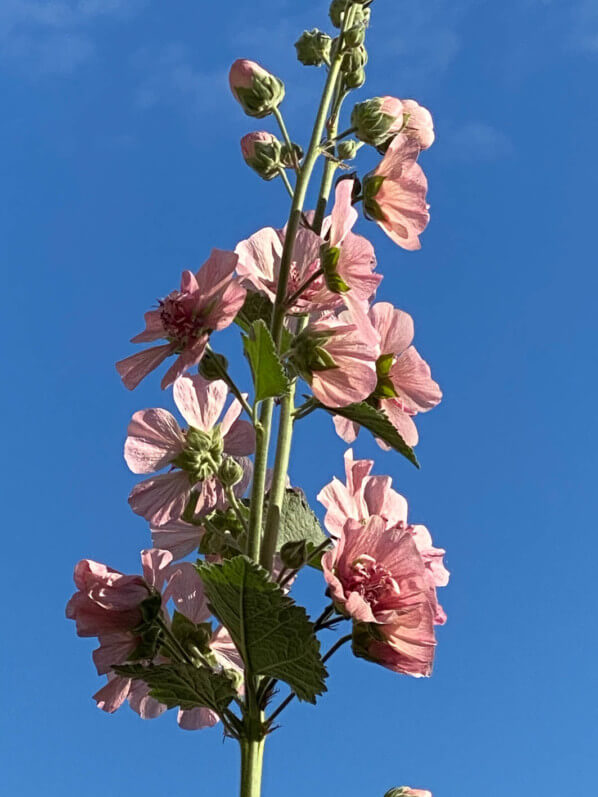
xmin=124 ymin=409 xmax=185 ymax=474
xmin=128 ymin=471 xmax=190 ymax=527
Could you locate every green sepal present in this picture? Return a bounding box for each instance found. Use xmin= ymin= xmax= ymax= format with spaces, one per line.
xmin=171 ymin=611 xmax=213 ymax=655
xmin=373 ymin=376 xmax=399 ymax=399
xmin=321 ymin=245 xmax=350 ymax=294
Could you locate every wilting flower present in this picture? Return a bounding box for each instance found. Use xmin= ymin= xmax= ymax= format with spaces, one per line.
xmin=229 ymin=59 xmax=285 ymax=118
xmin=241 ymin=131 xmax=282 ymax=180
xmin=318 ymin=448 xmax=448 ymax=624
xmin=68 ymin=548 xmax=241 ymax=731
xmin=322 ymin=515 xmax=438 ymax=676
xmin=288 ymin=311 xmax=379 ymax=407
xmin=363 ymin=134 xmax=429 ymax=250
xmin=125 ymin=375 xmax=254 ymax=526
xmin=116 ymin=249 xmax=246 ymax=390
xmin=401 ymin=99 xmax=435 ymax=150
xmin=334 ymin=302 xmax=441 ymax=447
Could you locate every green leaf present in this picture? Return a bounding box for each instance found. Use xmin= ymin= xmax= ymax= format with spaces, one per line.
xmin=235 ymin=291 xmax=274 ymax=333
xmin=242 ymin=319 xmax=290 ymax=402
xmin=319 ymin=401 xmax=420 ymax=468
xmin=113 ymin=663 xmax=237 ymax=714
xmin=196 ymin=556 xmax=327 ymax=702
xmin=276 ymin=488 xmax=328 ymax=551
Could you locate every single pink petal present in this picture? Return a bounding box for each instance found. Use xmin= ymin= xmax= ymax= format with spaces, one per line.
xmin=235 ymin=227 xmax=281 ymax=300
xmin=180 ymin=269 xmax=199 ymax=294
xmin=141 ymin=548 xmax=174 ymax=591
xmin=116 ymin=344 xmax=175 ymax=390
xmin=93 ymin=633 xmax=136 ymax=675
xmin=390 ymin=346 xmax=442 ymax=412
xmin=173 ymin=374 xmax=228 ymax=430
xmin=160 ymin=337 xmax=209 ymax=389
xmin=178 ymin=707 xmax=220 ymax=730
xmin=131 ymin=310 xmax=166 ymax=343
xmin=128 ymin=471 xmax=191 ymax=527
xmin=206 ymin=280 xmax=247 ymax=331
xmin=150 ymin=519 xmax=203 ymax=560
xmin=211 ymin=626 xmax=244 ymax=672
xmin=329 ymin=178 xmax=358 ymax=247
xmin=332 ymin=415 xmax=360 ymax=443
xmin=362 ymin=475 xmax=408 ymax=526
xmin=311 ymin=360 xmax=377 ymax=407
xmin=223 ymin=419 xmax=255 ymax=456
xmin=194 ymin=249 xmax=239 ymax=299
xmin=128 ymin=680 xmax=167 ymax=719
xmin=163 ymin=562 xmax=210 ymax=623
xmin=369 ymin=302 xmax=414 ymax=355
xmin=380 ymin=400 xmax=419 ymax=447
xmin=124 ymin=409 xmax=185 ymax=474
xmin=94 ymin=675 xmax=131 ymax=713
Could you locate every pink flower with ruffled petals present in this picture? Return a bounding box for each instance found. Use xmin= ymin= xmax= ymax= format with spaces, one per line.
xmin=334 ymin=302 xmax=441 ymax=447
xmin=363 ymin=134 xmax=429 ymax=250
xmin=318 ymin=449 xmax=449 ymax=624
xmin=125 ymin=375 xmax=255 ymax=527
xmin=116 ymin=249 xmax=246 ymax=390
xmin=289 ymin=311 xmax=379 ymax=408
xmin=322 ymin=515 xmax=438 ymax=677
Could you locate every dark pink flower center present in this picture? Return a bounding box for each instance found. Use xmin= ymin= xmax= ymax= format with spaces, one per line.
xmin=346 ymin=554 xmax=400 ymax=611
xmin=159 ymin=292 xmax=209 ymax=348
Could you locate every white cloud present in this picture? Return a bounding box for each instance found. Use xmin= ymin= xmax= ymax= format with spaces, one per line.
xmin=0 ymin=0 xmax=144 ymax=75
xmin=443 ymin=122 xmax=513 ymax=162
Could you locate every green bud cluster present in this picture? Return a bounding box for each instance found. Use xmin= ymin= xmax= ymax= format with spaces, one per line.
xmin=217 ymin=456 xmax=245 ymax=487
xmin=173 ymin=426 xmax=224 ymax=482
xmin=199 ymin=508 xmax=246 ymax=558
xmin=236 ymin=73 xmax=285 ymax=119
xmin=329 ymin=1 xmax=371 ymax=29
xmin=289 ymin=329 xmax=338 ymax=382
xmin=336 ymin=139 xmax=359 ymax=161
xmin=295 ymin=29 xmax=332 ymax=66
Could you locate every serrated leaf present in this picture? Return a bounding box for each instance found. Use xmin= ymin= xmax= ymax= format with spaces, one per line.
xmin=235 ymin=291 xmax=274 ymax=333
xmin=276 ymin=488 xmax=328 ymax=551
xmin=113 ymin=663 xmax=236 ymax=713
xmin=242 ymin=319 xmax=290 ymax=402
xmin=319 ymin=401 xmax=420 ymax=467
xmin=196 ymin=556 xmax=327 ymax=702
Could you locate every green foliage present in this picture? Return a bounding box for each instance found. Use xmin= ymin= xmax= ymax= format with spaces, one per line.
xmin=114 ymin=662 xmax=237 ymax=714
xmin=197 ymin=556 xmax=327 ymax=702
xmin=243 ymin=319 xmax=290 ymax=402
xmin=319 ymin=400 xmax=420 ymax=467
xmin=275 ymin=488 xmax=328 ymax=551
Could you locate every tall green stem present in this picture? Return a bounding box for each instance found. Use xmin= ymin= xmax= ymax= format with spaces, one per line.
xmin=239 ymin=738 xmax=265 ymax=797
xmin=246 ymin=403 xmax=273 ymax=561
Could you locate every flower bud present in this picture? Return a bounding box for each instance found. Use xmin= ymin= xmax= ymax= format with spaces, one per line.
xmin=343 ymin=67 xmax=366 ymax=89
xmin=341 ymin=44 xmax=368 ymax=73
xmin=336 ymin=139 xmax=359 ymax=160
xmin=280 ymin=539 xmax=309 ymax=570
xmin=351 ymin=96 xmax=404 ymax=147
xmin=280 ymin=141 xmax=304 ymax=169
xmin=240 ymin=131 xmax=282 ymax=180
xmin=330 ymin=0 xmax=370 ymax=29
xmin=295 ymin=29 xmax=332 ymax=66
xmin=198 ymin=350 xmax=229 ymax=381
xmin=218 ymin=456 xmax=245 ymax=487
xmin=229 ymin=59 xmax=285 ymax=118
xmin=344 ymin=23 xmax=366 ymax=48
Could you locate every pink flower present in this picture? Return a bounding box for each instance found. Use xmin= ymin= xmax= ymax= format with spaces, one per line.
xmin=72 ymin=548 xmax=243 ymax=731
xmin=322 ymin=515 xmax=438 ymax=676
xmin=125 ymin=375 xmax=255 ymax=527
xmin=401 ymin=99 xmax=435 ymax=150
xmin=351 ymin=96 xmax=406 ymax=148
xmin=363 ymin=134 xmax=430 ymax=251
xmin=116 ymin=249 xmax=246 ymax=390
xmin=334 ymin=302 xmax=441 ymax=447
xmin=288 ymin=311 xmax=379 ymax=407
xmin=318 ymin=448 xmax=449 ymax=623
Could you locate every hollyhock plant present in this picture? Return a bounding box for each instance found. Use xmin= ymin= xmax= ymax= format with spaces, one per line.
xmin=116 ymin=249 xmax=246 ymax=390
xmin=363 ymin=133 xmax=430 ymax=250
xmin=322 ymin=515 xmax=438 ymax=676
xmin=68 ymin=4 xmax=451 ymax=794
xmin=288 ymin=311 xmax=379 ymax=407
xmin=334 ymin=301 xmax=442 ymax=447
xmin=125 ymin=374 xmax=254 ymax=526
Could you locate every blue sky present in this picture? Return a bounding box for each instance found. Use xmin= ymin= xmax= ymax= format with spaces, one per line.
xmin=2 ymin=0 xmax=597 ymax=794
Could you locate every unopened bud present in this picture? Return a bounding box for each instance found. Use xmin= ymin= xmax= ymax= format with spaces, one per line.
xmin=218 ymin=456 xmax=245 ymax=487
xmin=330 ymin=0 xmax=370 ymax=29
xmin=240 ymin=131 xmax=282 ymax=180
xmin=341 ymin=45 xmax=368 ymax=74
xmin=280 ymin=540 xmax=308 ymax=570
xmin=344 ymin=23 xmax=366 ymax=48
xmin=343 ymin=67 xmax=366 ymax=89
xmin=295 ymin=29 xmax=332 ymax=66
xmin=336 ymin=139 xmax=359 ymax=160
xmin=280 ymin=141 xmax=304 ymax=169
xmin=198 ymin=350 xmax=229 ymax=381
xmin=229 ymin=59 xmax=285 ymax=118
xmin=351 ymin=96 xmax=404 ymax=147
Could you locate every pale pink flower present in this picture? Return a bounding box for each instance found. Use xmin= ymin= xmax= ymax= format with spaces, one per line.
xmin=289 ymin=311 xmax=379 ymax=407
xmin=401 ymin=99 xmax=435 ymax=150
xmin=322 ymin=515 xmax=438 ymax=677
xmin=116 ymin=249 xmax=246 ymax=390
xmin=334 ymin=302 xmax=441 ymax=447
xmin=125 ymin=375 xmax=254 ymax=527
xmin=363 ymin=134 xmax=430 ymax=251
xmin=318 ymin=449 xmax=449 ymax=623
